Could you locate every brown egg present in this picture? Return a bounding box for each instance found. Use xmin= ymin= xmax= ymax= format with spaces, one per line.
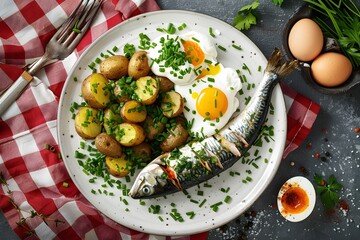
xmin=311 ymin=52 xmax=352 ymax=87
xmin=288 ymin=18 xmax=323 ymax=62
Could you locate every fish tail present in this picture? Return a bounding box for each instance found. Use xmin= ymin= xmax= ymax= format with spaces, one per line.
xmin=265 ymin=48 xmax=299 ymax=78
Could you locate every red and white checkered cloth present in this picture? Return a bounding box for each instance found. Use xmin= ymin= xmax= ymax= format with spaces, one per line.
xmin=0 ymin=0 xmax=320 ymax=239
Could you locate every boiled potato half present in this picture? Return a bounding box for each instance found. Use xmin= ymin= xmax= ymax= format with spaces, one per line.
xmin=100 ymin=55 xmax=129 ymax=80
xmin=75 ymin=107 xmax=102 ymax=139
xmin=161 ymin=90 xmax=184 ymax=118
xmin=120 ymin=100 xmax=147 ymax=123
xmin=143 ymin=116 xmax=165 ymax=140
xmin=160 ymin=117 xmax=189 ymax=152
xmin=103 ymin=105 xmax=123 ymax=134
xmin=156 ymin=76 xmax=174 ymax=92
xmin=113 ymin=122 xmax=146 ymax=147
xmin=82 ymin=73 xmax=110 ymax=109
xmin=134 ymin=76 xmax=159 ymax=105
xmin=128 ymin=51 xmax=150 ymax=80
xmin=131 ymin=142 xmax=152 ymax=162
xmin=105 ymin=154 xmax=132 ymax=177
xmin=95 ymin=133 xmax=122 ymax=157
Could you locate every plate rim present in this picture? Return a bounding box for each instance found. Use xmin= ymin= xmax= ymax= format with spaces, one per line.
xmin=57 ymin=9 xmax=287 ymax=235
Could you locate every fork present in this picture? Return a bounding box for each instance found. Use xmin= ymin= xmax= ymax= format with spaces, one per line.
xmin=0 ymin=0 xmax=104 ymax=117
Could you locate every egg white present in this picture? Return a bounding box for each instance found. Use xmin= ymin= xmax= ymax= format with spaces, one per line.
xmin=147 ymin=31 xmax=217 ymax=86
xmin=277 ymin=176 xmax=316 ymax=222
xmin=175 ymin=64 xmax=242 ymax=137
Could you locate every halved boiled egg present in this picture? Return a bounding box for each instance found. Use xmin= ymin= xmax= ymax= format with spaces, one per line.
xmin=277 ymin=176 xmax=316 ymax=222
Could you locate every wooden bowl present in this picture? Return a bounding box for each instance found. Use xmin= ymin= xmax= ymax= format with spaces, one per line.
xmin=282 ymin=4 xmax=360 ymax=94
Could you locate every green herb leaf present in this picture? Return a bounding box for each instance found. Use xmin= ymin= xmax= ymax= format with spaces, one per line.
xmin=313 ymin=174 xmax=343 ymax=211
xmin=305 ymin=0 xmax=360 ymax=67
xmin=272 ymin=0 xmax=284 ymax=7
xmin=233 ymin=0 xmax=259 ymax=31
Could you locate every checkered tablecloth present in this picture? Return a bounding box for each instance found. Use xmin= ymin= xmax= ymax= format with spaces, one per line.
xmin=0 ymin=0 xmax=320 ymax=239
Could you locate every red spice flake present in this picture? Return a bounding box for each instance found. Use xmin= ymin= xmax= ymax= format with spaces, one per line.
xmin=339 ymin=199 xmax=349 ymax=211
xmin=355 ymin=127 xmax=360 ymax=133
xmin=306 ymin=144 xmax=312 ymax=150
xmin=315 ymin=153 xmax=320 ymax=159
xmin=250 ymin=211 xmax=257 ymax=217
xmin=321 ymin=129 xmax=327 ymax=134
xmin=271 ymin=203 xmax=275 ymax=209
xmin=298 ymin=166 xmax=309 ymax=176
xmin=321 ymin=180 xmax=325 ymax=186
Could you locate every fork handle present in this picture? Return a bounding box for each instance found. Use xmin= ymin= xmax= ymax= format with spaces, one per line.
xmin=0 ymin=71 xmax=33 ymax=117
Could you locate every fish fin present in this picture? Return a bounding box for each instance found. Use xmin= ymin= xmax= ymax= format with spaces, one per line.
xmin=231 ymin=131 xmax=250 ymax=148
xmin=214 ymin=155 xmax=223 ymax=169
xmin=265 ymin=48 xmax=299 ymax=78
xmin=216 ymin=134 xmax=242 ymax=157
xmin=199 ymin=160 xmax=212 ymax=172
xmin=203 ymin=148 xmax=223 ymax=169
xmin=159 ymin=165 xmax=183 ymax=191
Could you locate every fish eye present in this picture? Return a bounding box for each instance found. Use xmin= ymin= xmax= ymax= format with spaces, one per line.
xmin=142 ymin=185 xmax=153 ymax=196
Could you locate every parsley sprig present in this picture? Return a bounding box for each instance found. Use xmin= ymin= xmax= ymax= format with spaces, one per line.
xmin=233 ymin=0 xmax=259 ymax=31
xmin=314 ymin=173 xmax=343 ymax=210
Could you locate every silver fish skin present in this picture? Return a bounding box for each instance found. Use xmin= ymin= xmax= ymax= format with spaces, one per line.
xmin=128 ymin=48 xmax=298 ymax=199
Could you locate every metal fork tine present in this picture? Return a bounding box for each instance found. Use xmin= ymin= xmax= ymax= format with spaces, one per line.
xmin=66 ymin=0 xmax=103 ymax=49
xmin=57 ymin=0 xmax=90 ymax=43
xmin=0 ymin=0 xmax=103 ymax=116
xmin=53 ymin=0 xmax=85 ymax=40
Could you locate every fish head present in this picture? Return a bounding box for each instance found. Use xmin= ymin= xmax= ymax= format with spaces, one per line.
xmin=128 ymin=162 xmax=168 ymax=199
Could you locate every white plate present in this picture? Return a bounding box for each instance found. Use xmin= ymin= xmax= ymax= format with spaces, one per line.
xmin=57 ymin=10 xmax=286 ymax=236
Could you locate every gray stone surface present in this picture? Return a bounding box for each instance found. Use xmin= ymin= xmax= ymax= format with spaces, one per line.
xmin=2 ymin=0 xmax=360 ymax=239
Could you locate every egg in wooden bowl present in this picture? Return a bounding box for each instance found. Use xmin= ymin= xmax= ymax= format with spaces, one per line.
xmin=282 ymin=4 xmax=360 ymax=94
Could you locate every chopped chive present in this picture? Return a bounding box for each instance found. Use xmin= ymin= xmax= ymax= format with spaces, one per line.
xmin=232 ymin=44 xmax=242 ymax=50
xmin=224 ymin=195 xmax=231 ymax=203
xmin=218 ymin=45 xmax=226 ymax=51
xmin=95 ymin=57 xmax=101 ymax=64
xmin=209 ymin=27 xmax=215 ymax=38
xmin=186 ymin=211 xmax=195 ymax=219
xmin=199 ymin=199 xmax=207 ymax=208
xmin=62 ymin=182 xmax=69 ymax=188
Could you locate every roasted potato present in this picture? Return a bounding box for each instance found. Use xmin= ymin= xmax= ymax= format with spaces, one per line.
xmin=128 ymin=51 xmax=150 ymax=80
xmin=134 ymin=76 xmax=159 ymax=105
xmin=74 ymin=107 xmax=102 ymax=139
xmin=120 ymin=100 xmax=147 ymax=123
xmin=81 ymin=73 xmax=110 ymax=109
xmin=161 ymin=90 xmax=184 ymax=118
xmin=100 ymin=55 xmax=129 ymax=80
xmin=95 ymin=133 xmax=122 ymax=157
xmin=160 ymin=118 xmax=189 ymax=152
xmin=156 ymin=76 xmax=174 ymax=92
xmin=114 ymin=122 xmax=146 ymax=147
xmin=143 ymin=116 xmax=165 ymax=140
xmin=131 ymin=142 xmax=152 ymax=162
xmin=105 ymin=154 xmax=132 ymax=177
xmin=103 ymin=105 xmax=123 ymax=134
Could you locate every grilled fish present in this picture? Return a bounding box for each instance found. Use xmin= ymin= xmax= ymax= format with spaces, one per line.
xmin=129 ymin=48 xmax=298 ymax=199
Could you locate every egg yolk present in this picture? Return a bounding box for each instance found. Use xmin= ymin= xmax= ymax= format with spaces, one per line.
xmin=281 ymin=187 xmax=309 ymax=214
xmin=196 ymin=64 xmax=221 ymax=79
xmin=196 ymin=87 xmax=228 ymax=120
xmin=182 ymin=40 xmax=205 ymax=67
